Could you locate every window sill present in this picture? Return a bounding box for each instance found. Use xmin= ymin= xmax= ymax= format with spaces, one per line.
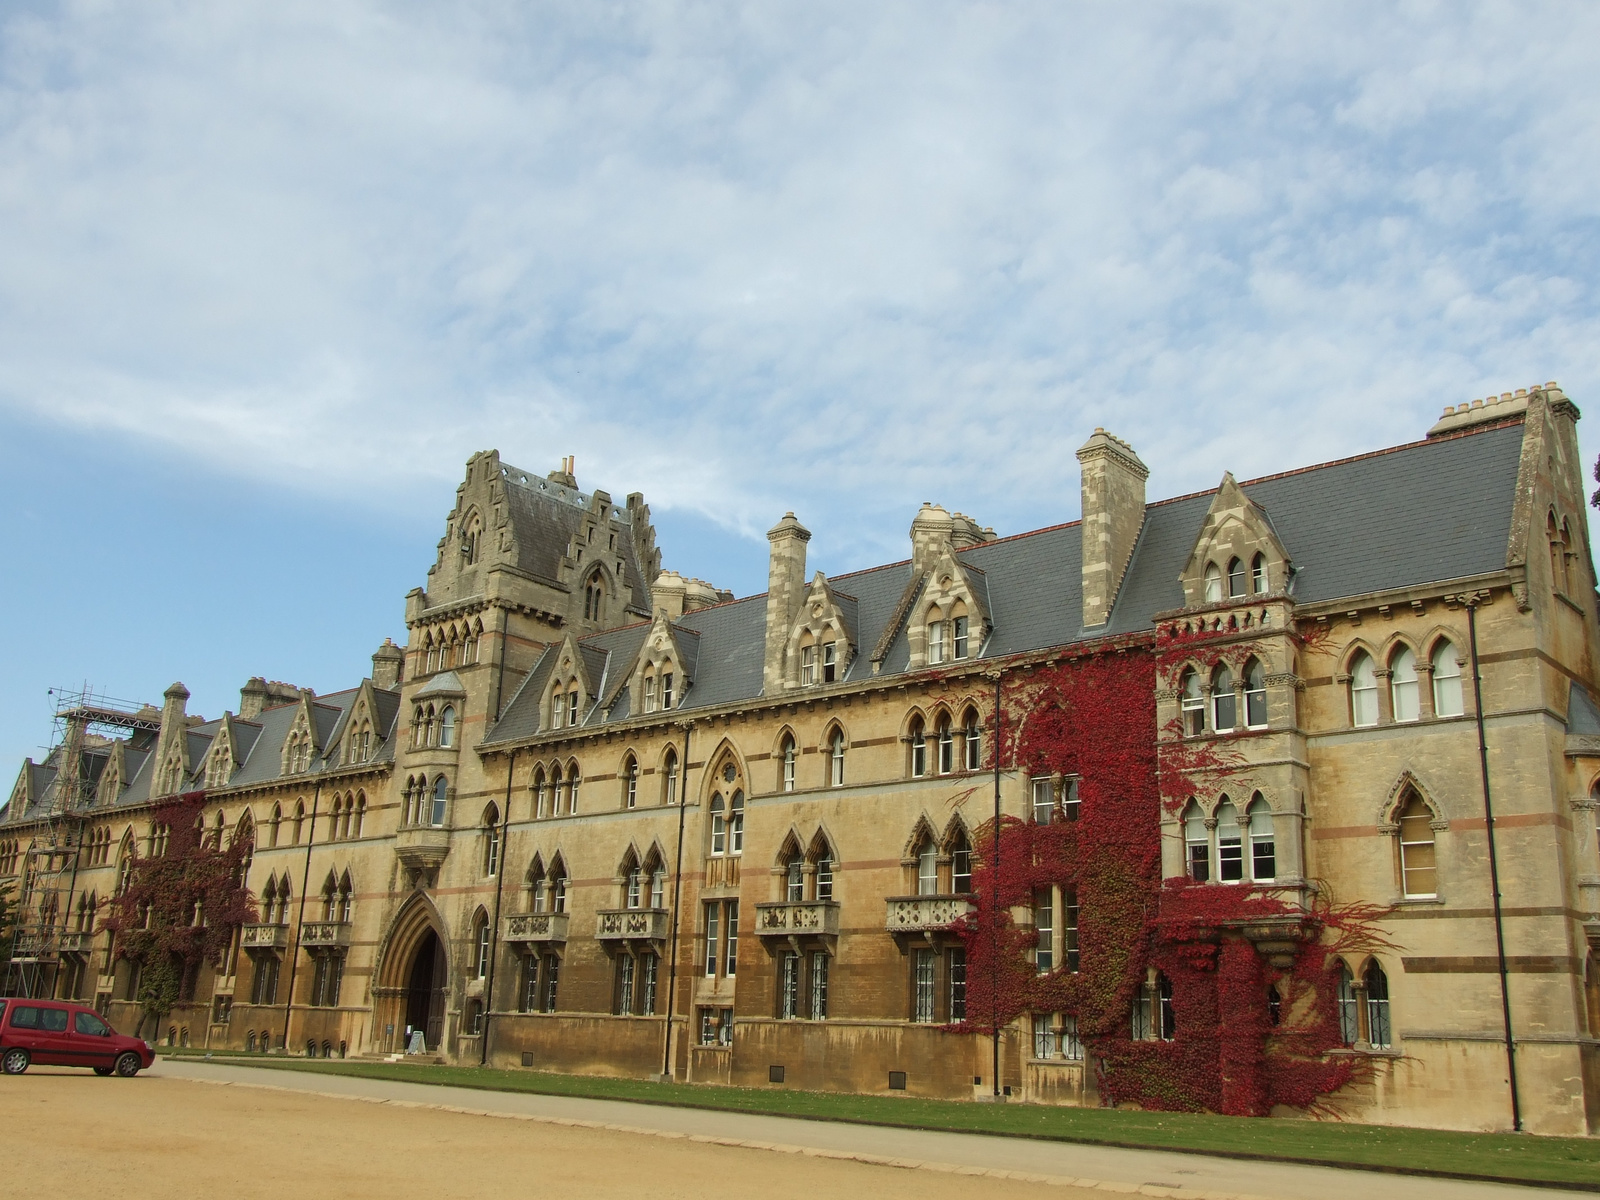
xmin=1394 ymin=895 xmax=1444 ymax=907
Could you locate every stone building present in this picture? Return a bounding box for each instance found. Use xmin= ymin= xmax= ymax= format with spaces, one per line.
xmin=4 ymin=386 xmax=1598 ymax=1134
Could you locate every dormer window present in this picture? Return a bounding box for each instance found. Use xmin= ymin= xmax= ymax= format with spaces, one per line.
xmin=953 ymin=615 xmax=969 ymax=659
xmin=643 ymin=675 xmax=657 ymax=713
xmin=1203 ymin=563 xmax=1223 ymax=603
xmin=1251 ymin=553 xmax=1268 ymax=594
xmin=928 ymin=612 xmax=946 ymax=665
xmin=1227 ymin=557 xmax=1246 ymax=599
xmin=662 ymin=672 xmax=674 ymax=709
xmin=567 ymin=691 xmax=579 ymax=726
xmin=822 ymin=642 xmax=837 ymax=683
xmin=800 ymin=643 xmax=815 ymax=685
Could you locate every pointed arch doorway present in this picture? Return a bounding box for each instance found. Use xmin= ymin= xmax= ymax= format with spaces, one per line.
xmin=405 ymin=929 xmax=448 ymax=1051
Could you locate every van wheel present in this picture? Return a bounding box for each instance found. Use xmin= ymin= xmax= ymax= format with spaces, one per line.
xmin=114 ymin=1052 xmax=142 ymax=1078
xmin=1 ymin=1048 xmax=28 ymax=1075
xmin=94 ymin=1066 xmax=114 ymax=1076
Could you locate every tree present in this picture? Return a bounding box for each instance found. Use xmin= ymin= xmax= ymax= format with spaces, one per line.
xmin=103 ymin=793 xmax=255 ymax=1039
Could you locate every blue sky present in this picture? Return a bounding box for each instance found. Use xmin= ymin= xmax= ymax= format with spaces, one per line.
xmin=3 ymin=2 xmax=1599 ymax=772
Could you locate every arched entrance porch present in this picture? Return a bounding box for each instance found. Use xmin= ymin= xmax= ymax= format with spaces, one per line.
xmin=405 ymin=929 xmax=448 ymax=1051
xmin=373 ymin=894 xmax=451 ymax=1055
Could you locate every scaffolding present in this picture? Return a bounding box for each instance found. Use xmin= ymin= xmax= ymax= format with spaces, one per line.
xmin=4 ymin=686 xmax=161 ymax=999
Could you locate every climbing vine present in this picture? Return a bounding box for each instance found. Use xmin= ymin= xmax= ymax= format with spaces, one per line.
xmin=104 ymin=793 xmax=255 ymax=1037
xmin=950 ymin=631 xmax=1388 ymax=1116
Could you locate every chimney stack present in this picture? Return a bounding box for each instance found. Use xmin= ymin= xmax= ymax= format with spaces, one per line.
xmin=1076 ymin=428 xmax=1148 ymax=628
xmin=764 ymin=512 xmax=811 ymax=693
xmin=372 ymin=639 xmax=405 ymax=690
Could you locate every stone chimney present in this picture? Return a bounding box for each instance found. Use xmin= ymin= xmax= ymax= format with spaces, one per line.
xmin=764 ymin=513 xmax=811 ymax=693
xmin=239 ymin=677 xmax=305 ymax=720
xmin=682 ymin=578 xmax=730 ymax=613
xmin=1077 ymin=428 xmax=1149 ymax=628
xmin=910 ymin=504 xmax=955 ymax=575
xmin=652 ymin=571 xmax=688 ymax=621
xmin=372 ymin=639 xmax=405 ymax=690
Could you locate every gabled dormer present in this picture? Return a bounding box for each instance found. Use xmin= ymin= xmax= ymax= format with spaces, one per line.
xmin=545 ymin=634 xmax=599 ymax=730
xmin=781 ymin=572 xmax=857 ymax=688
xmin=205 ymin=713 xmax=239 ymax=790
xmin=97 ymin=740 xmax=127 ymax=806
xmin=151 ymin=682 xmax=192 ymax=797
xmin=281 ymin=691 xmax=321 ymax=777
xmin=628 ymin=610 xmax=693 ymax=716
xmin=1179 ymin=473 xmax=1292 ymax=609
xmin=908 ymin=548 xmax=990 ymax=671
xmin=340 ymin=679 xmax=384 ymax=767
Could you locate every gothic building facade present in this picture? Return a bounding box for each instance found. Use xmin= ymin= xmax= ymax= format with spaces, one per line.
xmin=5 ymin=386 xmax=1599 ymax=1134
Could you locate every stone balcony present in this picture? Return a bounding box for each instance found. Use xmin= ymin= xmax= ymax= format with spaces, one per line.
xmin=754 ymin=900 xmax=839 ymax=938
xmin=56 ymin=931 xmax=91 ymax=955
xmin=299 ymin=921 xmax=352 ymax=950
xmin=241 ymin=923 xmax=290 ymax=951
xmin=502 ymin=911 xmax=571 ymax=945
xmin=9 ymin=932 xmax=54 ymax=962
xmin=885 ymin=895 xmax=974 ymax=934
xmin=595 ymin=908 xmax=669 ymax=943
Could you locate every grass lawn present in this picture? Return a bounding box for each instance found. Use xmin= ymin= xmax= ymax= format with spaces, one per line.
xmin=156 ymin=1051 xmax=1599 ymax=1189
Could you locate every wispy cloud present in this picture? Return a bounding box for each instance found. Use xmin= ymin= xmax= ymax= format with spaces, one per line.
xmin=1 ymin=0 xmax=1597 ymax=578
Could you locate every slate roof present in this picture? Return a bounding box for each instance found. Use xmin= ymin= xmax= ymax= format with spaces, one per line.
xmin=500 ymin=466 xmax=653 ymax=617
xmin=487 ymin=420 xmax=1529 ymax=745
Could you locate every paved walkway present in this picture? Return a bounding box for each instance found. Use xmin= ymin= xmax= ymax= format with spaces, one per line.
xmin=149 ymin=1059 xmax=1584 ymax=1200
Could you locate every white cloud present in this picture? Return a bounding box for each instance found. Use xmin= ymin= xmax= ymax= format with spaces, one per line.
xmin=1 ymin=0 xmax=1597 ymax=574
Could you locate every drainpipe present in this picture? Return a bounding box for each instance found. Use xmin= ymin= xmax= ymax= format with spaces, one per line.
xmin=1466 ymin=599 xmax=1522 ymax=1131
xmin=991 ymin=669 xmax=1003 ymax=1099
xmin=281 ymin=783 xmax=320 ymax=1053
xmin=480 ymin=748 xmax=517 ymax=1065
xmin=662 ymin=723 xmax=692 ymax=1080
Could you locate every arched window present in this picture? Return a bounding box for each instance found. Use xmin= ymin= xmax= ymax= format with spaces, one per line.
xmin=951 ymin=830 xmax=972 ymax=893
xmin=439 ymin=706 xmax=456 ymax=748
xmin=338 ymin=872 xmax=353 ymax=922
xmin=917 ymin=837 xmax=937 ymax=896
xmin=783 ymin=846 xmax=804 ymax=902
xmin=1216 ymin=798 xmax=1243 ymax=882
xmin=662 ymin=749 xmax=678 ymax=805
xmin=567 ymin=765 xmax=581 ymax=814
xmin=1431 ymin=641 xmax=1463 ymax=717
xmin=1562 ymin=519 xmax=1575 ymax=593
xmin=1203 ymin=562 xmax=1223 ymax=604
xmin=354 ymin=793 xmax=365 ymax=838
xmin=1349 ymin=652 xmax=1378 ymax=727
xmin=927 ymin=605 xmax=946 ymax=665
xmin=1337 ymin=963 xmax=1358 ymax=1045
xmin=269 ymin=804 xmax=281 ymax=848
xmin=909 ymin=717 xmax=927 ymax=778
xmin=625 ymin=858 xmax=643 ymax=908
xmin=482 ymin=804 xmax=501 ymax=877
xmin=729 ymin=791 xmax=744 ymax=855
xmin=531 ymin=767 xmax=547 ymax=819
xmin=549 ymin=861 xmax=568 ymax=913
xmin=1243 ymin=659 xmax=1267 ymax=729
xmin=1398 ymin=793 xmax=1437 ymax=898
xmin=585 ymin=570 xmax=604 ymax=622
xmin=473 ymin=911 xmax=490 ymax=979
xmin=623 ymin=756 xmax=638 ymax=809
xmin=1549 ymin=511 xmax=1568 ymax=594
xmin=462 ymin=512 xmax=483 ymax=566
xmin=1211 ymin=665 xmax=1236 ymax=733
xmin=951 ymin=601 xmax=971 ymax=660
xmin=813 ymin=840 xmax=834 ymax=901
xmin=829 ymin=729 xmax=846 ymax=787
xmin=1183 ymin=800 xmax=1209 ymax=881
xmin=431 ymin=777 xmax=449 ymax=827
xmin=549 ymin=765 xmax=563 ymax=817
xmin=780 ymin=735 xmax=796 ymax=792
xmin=710 ymin=795 xmax=726 ymax=856
xmin=1247 ymin=793 xmax=1275 ymax=881
xmin=1180 ymin=669 xmax=1205 ymax=735
xmin=1389 ymin=648 xmax=1418 ymax=723
xmin=1251 ymin=552 xmax=1268 ymax=594
xmin=962 ymin=709 xmax=982 ymax=771
xmin=292 ymin=801 xmax=305 ymax=845
xmin=936 ymin=713 xmax=954 ymax=774
xmin=528 ymin=858 xmax=547 ymax=911
xmin=1227 ymin=557 xmax=1246 ymax=599
xmin=1364 ymin=962 xmax=1392 ymax=1049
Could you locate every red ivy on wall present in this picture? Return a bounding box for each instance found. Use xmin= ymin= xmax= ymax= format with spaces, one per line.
xmin=104 ymin=793 xmax=256 ymax=1033
xmin=950 ymin=635 xmax=1387 ymax=1116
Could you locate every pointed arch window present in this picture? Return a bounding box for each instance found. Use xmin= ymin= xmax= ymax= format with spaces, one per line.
xmin=1243 ymin=659 xmax=1268 ymax=729
xmin=1203 ymin=563 xmax=1223 ymax=603
xmin=963 ymin=709 xmax=982 ymax=771
xmin=785 ymin=853 xmax=804 ymax=902
xmin=1248 ymin=793 xmax=1275 ymax=881
xmin=430 ymin=777 xmax=449 ymax=827
xmin=1227 ymin=557 xmax=1246 ymax=599
xmin=663 ymin=750 xmax=678 ymax=805
xmin=1389 ymin=648 xmax=1418 ymax=723
xmin=936 ymin=713 xmax=954 ymax=774
xmin=1216 ymin=798 xmax=1243 ymax=882
xmin=623 ymin=756 xmax=639 ymax=809
xmin=482 ymin=804 xmax=501 ymax=877
xmin=729 ymin=791 xmax=744 ymax=855
xmin=951 ymin=831 xmax=972 ymax=893
xmin=473 ymin=911 xmax=491 ymax=979
xmin=814 ymin=841 xmax=834 ymax=901
xmin=1349 ymin=652 xmax=1378 ymax=727
xmin=567 ymin=767 xmax=580 ymax=814
xmin=1180 ymin=670 xmax=1205 ymax=736
xmin=710 ymin=795 xmax=726 ymax=856
xmin=1337 ymin=963 xmax=1359 ymax=1045
xmin=1211 ymin=665 xmax=1236 ymax=733
xmin=780 ymin=736 xmax=796 ymax=792
xmin=909 ymin=717 xmax=927 ymax=778
xmin=1398 ymin=793 xmax=1437 ymax=898
xmin=549 ymin=863 xmax=568 ymax=913
xmin=829 ymin=730 xmax=846 ymax=787
xmin=584 ymin=570 xmax=605 ymax=621
xmin=917 ymin=837 xmax=937 ymax=896
xmin=1251 ymin=552 xmax=1268 ymax=594
xmin=439 ymin=706 xmax=456 ymax=748
xmin=1432 ymin=642 xmax=1463 ymax=717
xmin=531 ymin=767 xmax=547 ymax=819
xmin=1365 ymin=962 xmax=1392 ymax=1048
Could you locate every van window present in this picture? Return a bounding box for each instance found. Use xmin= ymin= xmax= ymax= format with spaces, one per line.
xmin=11 ymin=1005 xmax=40 ymax=1029
xmin=75 ymin=1011 xmax=110 ymax=1037
xmin=39 ymin=1008 xmax=68 ymax=1033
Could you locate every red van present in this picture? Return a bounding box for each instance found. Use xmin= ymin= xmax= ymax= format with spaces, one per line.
xmin=0 ymin=999 xmax=154 ymax=1077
